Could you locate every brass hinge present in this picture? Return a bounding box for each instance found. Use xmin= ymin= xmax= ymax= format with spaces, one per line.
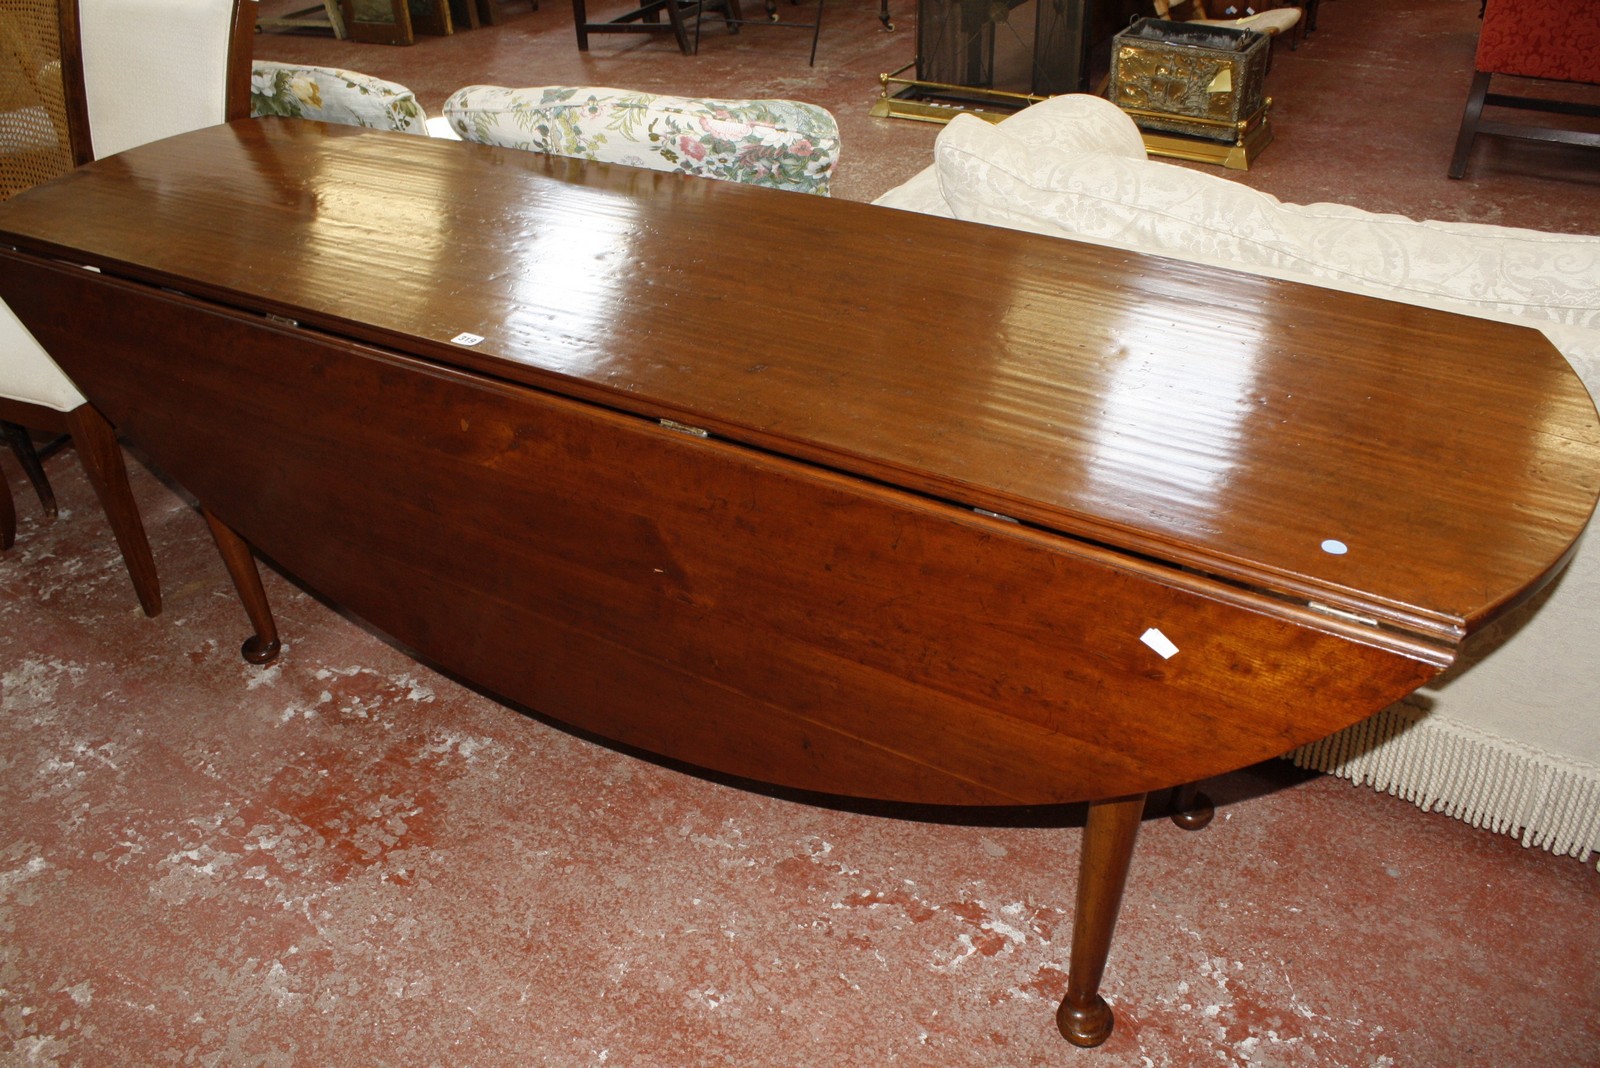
xmin=1308 ymin=601 xmax=1380 ymax=628
xmin=659 ymin=419 xmax=710 ymax=439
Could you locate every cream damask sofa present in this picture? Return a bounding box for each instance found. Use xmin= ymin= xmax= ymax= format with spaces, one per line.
xmin=875 ymin=94 xmax=1600 ymax=867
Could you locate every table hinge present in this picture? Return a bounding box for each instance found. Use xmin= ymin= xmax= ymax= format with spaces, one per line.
xmin=659 ymin=418 xmax=710 ymax=439
xmin=1308 ymin=601 xmax=1380 ymax=627
xmin=266 ymin=313 xmax=300 ymax=328
xmin=973 ymin=507 xmax=1020 ymax=524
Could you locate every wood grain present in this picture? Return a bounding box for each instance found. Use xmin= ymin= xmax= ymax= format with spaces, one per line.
xmin=0 ymin=121 xmax=1593 ymax=646
xmin=0 ymin=259 xmax=1444 ymax=802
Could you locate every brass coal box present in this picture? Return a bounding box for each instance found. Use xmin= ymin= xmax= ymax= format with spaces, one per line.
xmin=1109 ymin=18 xmax=1269 ymax=143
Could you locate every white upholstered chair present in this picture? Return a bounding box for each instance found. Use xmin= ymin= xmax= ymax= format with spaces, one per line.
xmin=76 ymin=0 xmax=253 ymax=159
xmin=0 ymin=0 xmax=252 ymax=614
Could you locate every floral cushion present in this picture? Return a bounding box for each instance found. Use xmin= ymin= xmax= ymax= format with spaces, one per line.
xmin=442 ymin=85 xmax=841 ymax=196
xmin=250 ymin=61 xmax=428 ymax=136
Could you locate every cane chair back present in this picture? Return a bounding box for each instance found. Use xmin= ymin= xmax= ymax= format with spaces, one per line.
xmin=0 ymin=0 xmax=89 ymax=199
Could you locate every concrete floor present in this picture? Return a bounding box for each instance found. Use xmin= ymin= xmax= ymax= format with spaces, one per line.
xmin=4 ymin=0 xmax=1599 ymax=1064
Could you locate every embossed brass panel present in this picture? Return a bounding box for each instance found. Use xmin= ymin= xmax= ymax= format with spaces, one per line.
xmin=1109 ymin=18 xmax=1269 ymax=141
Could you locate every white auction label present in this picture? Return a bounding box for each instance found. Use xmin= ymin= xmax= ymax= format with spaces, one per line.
xmin=451 ymin=332 xmax=485 ymax=347
xmin=1140 ymin=627 xmax=1179 ymax=660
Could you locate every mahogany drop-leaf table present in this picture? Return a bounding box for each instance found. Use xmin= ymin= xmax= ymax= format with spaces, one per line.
xmin=1 ymin=120 xmax=1595 ymax=1047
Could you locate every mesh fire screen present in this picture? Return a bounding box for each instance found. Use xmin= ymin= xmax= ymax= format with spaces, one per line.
xmin=916 ymin=0 xmax=1085 ymax=97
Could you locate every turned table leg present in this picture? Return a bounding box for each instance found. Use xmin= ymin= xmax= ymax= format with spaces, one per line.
xmin=1057 ymin=792 xmax=1146 ymax=1048
xmin=1168 ymin=780 xmax=1215 ymax=831
xmin=202 ymin=508 xmax=281 ymax=664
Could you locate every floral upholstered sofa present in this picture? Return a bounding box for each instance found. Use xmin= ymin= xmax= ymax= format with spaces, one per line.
xmin=250 ymin=60 xmax=429 ymax=135
xmin=442 ymin=85 xmax=842 ymax=196
xmin=875 ymin=94 xmax=1600 ymax=867
xmin=247 ymin=73 xmax=840 ymax=196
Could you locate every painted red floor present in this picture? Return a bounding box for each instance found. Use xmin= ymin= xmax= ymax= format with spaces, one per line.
xmin=5 ymin=0 xmax=1599 ymax=1063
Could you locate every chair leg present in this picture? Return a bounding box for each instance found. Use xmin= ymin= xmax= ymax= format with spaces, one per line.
xmin=61 ymin=404 xmax=161 ymax=617
xmin=807 ymin=0 xmax=822 ymax=65
xmin=324 ymin=0 xmax=348 ymax=37
xmin=691 ymin=0 xmax=740 ymax=54
xmin=1449 ymin=70 xmax=1492 ymax=179
xmin=663 ymin=0 xmax=694 ymax=54
xmin=2 ymin=420 xmax=57 ymax=517
xmin=1 ymin=460 xmax=15 ymax=550
xmin=572 ymin=0 xmax=591 ymax=49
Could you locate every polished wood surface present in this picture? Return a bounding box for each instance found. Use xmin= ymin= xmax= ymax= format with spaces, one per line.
xmin=4 ymin=122 xmax=1594 ymax=646
xmin=0 ymin=120 xmax=1595 ymax=1046
xmin=0 ymin=117 xmax=1595 ymax=795
xmin=0 ymin=249 xmax=1449 ymax=803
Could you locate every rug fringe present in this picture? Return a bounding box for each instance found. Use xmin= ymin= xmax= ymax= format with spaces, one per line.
xmin=1287 ymin=704 xmax=1600 ymax=871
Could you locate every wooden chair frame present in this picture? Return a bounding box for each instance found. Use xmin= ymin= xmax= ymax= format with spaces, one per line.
xmin=1448 ymin=69 xmax=1600 ymax=179
xmin=1 ymin=0 xmax=254 ymax=614
xmin=1 ymin=455 xmax=14 ymax=550
xmin=692 ymin=0 xmax=825 ymax=67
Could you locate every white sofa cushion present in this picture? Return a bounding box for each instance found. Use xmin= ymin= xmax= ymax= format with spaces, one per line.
xmin=932 ymin=102 xmax=1600 ymax=328
xmin=872 ymin=95 xmax=1145 ymax=219
xmin=976 ymin=92 xmax=1149 ymax=158
xmin=443 ymin=85 xmax=841 ymax=196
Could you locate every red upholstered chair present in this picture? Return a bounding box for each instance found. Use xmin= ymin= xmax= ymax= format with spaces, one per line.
xmin=1448 ymin=0 xmax=1600 ymax=178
